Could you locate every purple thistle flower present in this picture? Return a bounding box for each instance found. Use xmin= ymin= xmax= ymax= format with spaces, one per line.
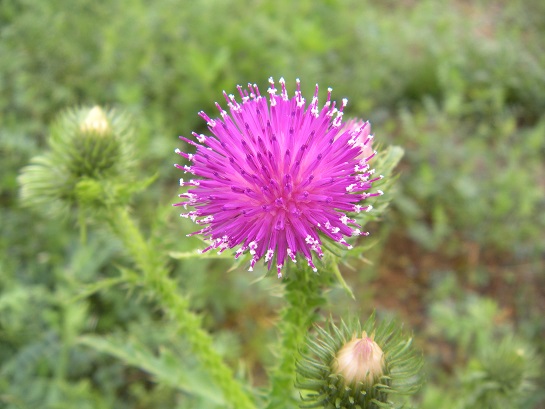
xmin=174 ymin=78 xmax=383 ymax=278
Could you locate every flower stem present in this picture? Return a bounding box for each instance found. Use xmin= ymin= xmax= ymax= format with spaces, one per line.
xmin=266 ymin=266 xmax=326 ymax=409
xmin=107 ymin=206 xmax=255 ymax=409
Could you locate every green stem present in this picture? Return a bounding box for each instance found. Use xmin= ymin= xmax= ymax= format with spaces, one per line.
xmin=266 ymin=266 xmax=326 ymax=409
xmin=107 ymin=206 xmax=255 ymax=409
xmin=78 ymin=207 xmax=87 ymax=244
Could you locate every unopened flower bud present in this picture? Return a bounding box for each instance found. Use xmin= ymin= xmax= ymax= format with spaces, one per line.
xmin=296 ymin=316 xmax=423 ymax=409
xmin=69 ymin=107 xmax=120 ymax=177
xmin=80 ymin=106 xmax=111 ymax=135
xmin=19 ymin=106 xmax=137 ymax=216
xmin=466 ymin=336 xmax=541 ymax=407
xmin=333 ymin=332 xmax=384 ymax=386
xmin=338 ymin=119 xmax=374 ymax=161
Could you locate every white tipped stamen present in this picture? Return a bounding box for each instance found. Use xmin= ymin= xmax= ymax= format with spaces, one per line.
xmin=265 ymin=249 xmax=274 ymax=262
xmin=287 ymin=248 xmax=297 ymax=263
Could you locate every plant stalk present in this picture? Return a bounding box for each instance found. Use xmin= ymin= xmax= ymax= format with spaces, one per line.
xmin=107 ymin=206 xmax=255 ymax=409
xmin=266 ymin=265 xmax=326 ymax=409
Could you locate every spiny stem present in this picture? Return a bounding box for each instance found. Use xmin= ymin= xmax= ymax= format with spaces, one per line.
xmin=266 ymin=266 xmax=326 ymax=409
xmin=107 ymin=206 xmax=255 ymax=409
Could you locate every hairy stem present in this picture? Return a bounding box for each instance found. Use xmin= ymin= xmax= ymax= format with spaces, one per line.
xmin=266 ymin=266 xmax=326 ymax=409
xmin=107 ymin=206 xmax=255 ymax=409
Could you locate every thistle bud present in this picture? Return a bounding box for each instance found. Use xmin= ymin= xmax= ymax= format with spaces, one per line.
xmin=19 ymin=106 xmax=138 ymax=216
xmin=80 ymin=106 xmax=111 ymax=135
xmin=296 ymin=315 xmax=423 ymax=409
xmin=338 ymin=119 xmax=374 ymax=162
xmin=462 ymin=336 xmax=540 ymax=408
xmin=70 ymin=107 xmax=119 ymax=178
xmin=333 ymin=332 xmax=384 ymax=387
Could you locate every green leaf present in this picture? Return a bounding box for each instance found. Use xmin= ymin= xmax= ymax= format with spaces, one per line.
xmin=78 ymin=335 xmax=227 ymax=407
xmin=67 ymin=276 xmax=126 ymax=303
xmin=329 ymin=257 xmax=355 ymax=300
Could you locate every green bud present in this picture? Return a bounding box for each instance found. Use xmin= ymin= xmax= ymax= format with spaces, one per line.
xmin=296 ymin=314 xmax=423 ymax=409
xmin=51 ymin=106 xmax=128 ymax=179
xmin=69 ymin=106 xmax=120 ymax=178
xmin=462 ymin=336 xmax=540 ymax=408
xmin=19 ymin=106 xmax=137 ymax=216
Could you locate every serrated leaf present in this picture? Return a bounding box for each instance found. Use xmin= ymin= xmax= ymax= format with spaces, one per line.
xmin=78 ymin=335 xmax=226 ymax=406
xmin=68 ymin=276 xmax=126 ymax=303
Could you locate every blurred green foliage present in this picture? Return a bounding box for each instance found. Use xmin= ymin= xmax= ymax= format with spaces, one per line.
xmin=1 ymin=0 xmax=544 ymax=408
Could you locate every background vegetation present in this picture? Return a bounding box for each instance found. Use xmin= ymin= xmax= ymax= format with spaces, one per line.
xmin=1 ymin=0 xmax=544 ymax=407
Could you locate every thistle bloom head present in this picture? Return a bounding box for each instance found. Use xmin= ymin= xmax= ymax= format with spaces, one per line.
xmin=174 ymin=78 xmax=383 ymax=277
